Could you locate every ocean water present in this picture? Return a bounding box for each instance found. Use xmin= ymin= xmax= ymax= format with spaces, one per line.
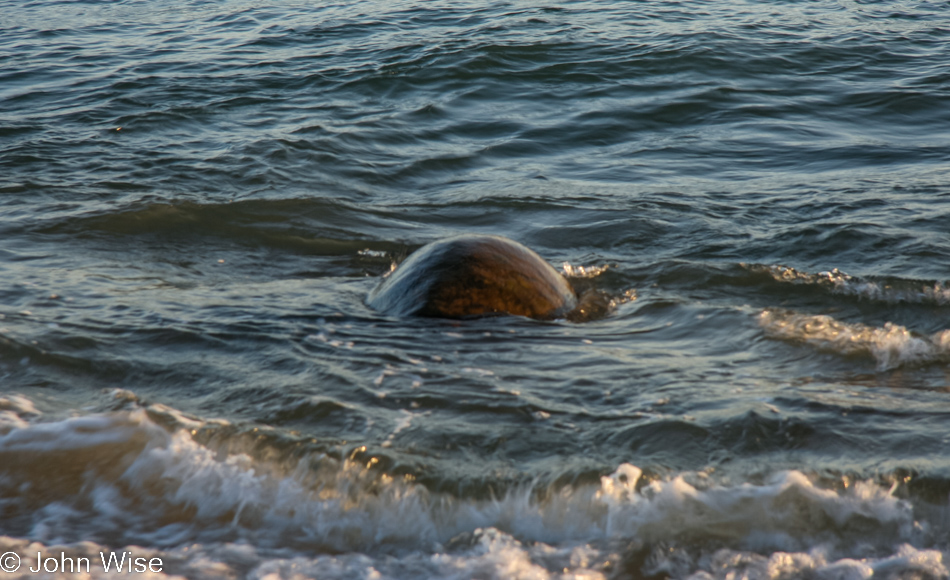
xmin=2 ymin=0 xmax=950 ymax=578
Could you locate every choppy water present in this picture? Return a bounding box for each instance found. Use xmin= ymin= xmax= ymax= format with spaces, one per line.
xmin=3 ymin=0 xmax=950 ymax=578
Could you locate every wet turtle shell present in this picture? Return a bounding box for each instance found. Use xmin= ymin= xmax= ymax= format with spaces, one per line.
xmin=368 ymin=234 xmax=578 ymax=320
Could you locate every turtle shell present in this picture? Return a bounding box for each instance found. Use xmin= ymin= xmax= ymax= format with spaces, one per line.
xmin=369 ymin=235 xmax=577 ymax=320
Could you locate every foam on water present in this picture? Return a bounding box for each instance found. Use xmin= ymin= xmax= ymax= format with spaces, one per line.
xmin=0 ymin=396 xmax=947 ymax=578
xmin=751 ymin=265 xmax=950 ymax=306
xmin=562 ymin=262 xmax=610 ymax=279
xmin=0 ymin=395 xmax=38 ymax=434
xmin=759 ymin=309 xmax=950 ymax=371
xmin=1 ymin=533 xmax=946 ymax=580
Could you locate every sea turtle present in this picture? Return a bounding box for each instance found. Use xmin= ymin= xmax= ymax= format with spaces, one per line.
xmin=368 ymin=234 xmax=607 ymax=321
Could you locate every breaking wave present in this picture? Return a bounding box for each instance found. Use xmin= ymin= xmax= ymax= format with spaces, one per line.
xmin=747 ymin=264 xmax=950 ymax=306
xmin=759 ymin=309 xmax=950 ymax=371
xmin=0 ymin=395 xmax=947 ymax=579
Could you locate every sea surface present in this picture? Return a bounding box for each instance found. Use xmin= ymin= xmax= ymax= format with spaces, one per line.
xmin=2 ymin=0 xmax=950 ymax=578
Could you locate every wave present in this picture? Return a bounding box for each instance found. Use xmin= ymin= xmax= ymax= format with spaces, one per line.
xmin=746 ymin=264 xmax=950 ymax=306
xmin=0 ymin=394 xmax=39 ymax=434
xmin=759 ymin=309 xmax=950 ymax=371
xmin=2 ymin=531 xmax=944 ymax=580
xmin=0 ymin=395 xmax=946 ymax=580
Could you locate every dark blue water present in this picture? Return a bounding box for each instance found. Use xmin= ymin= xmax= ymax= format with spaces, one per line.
xmin=2 ymin=0 xmax=950 ymax=578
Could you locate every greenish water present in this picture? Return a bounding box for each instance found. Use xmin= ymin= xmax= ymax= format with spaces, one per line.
xmin=2 ymin=0 xmax=950 ymax=578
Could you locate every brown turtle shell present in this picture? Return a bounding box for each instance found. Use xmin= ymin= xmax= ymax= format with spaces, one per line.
xmin=368 ymin=235 xmax=578 ymax=320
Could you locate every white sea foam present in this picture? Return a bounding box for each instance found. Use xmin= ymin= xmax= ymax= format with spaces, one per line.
xmin=0 ymin=414 xmax=921 ymax=547
xmin=1 ymin=525 xmax=944 ymax=580
xmin=0 ymin=402 xmax=946 ymax=579
xmin=759 ymin=309 xmax=950 ymax=370
xmin=0 ymin=395 xmax=39 ymax=434
xmin=752 ymin=264 xmax=950 ymax=305
xmin=561 ymin=262 xmax=609 ymax=279
xmin=680 ymin=543 xmax=946 ymax=580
